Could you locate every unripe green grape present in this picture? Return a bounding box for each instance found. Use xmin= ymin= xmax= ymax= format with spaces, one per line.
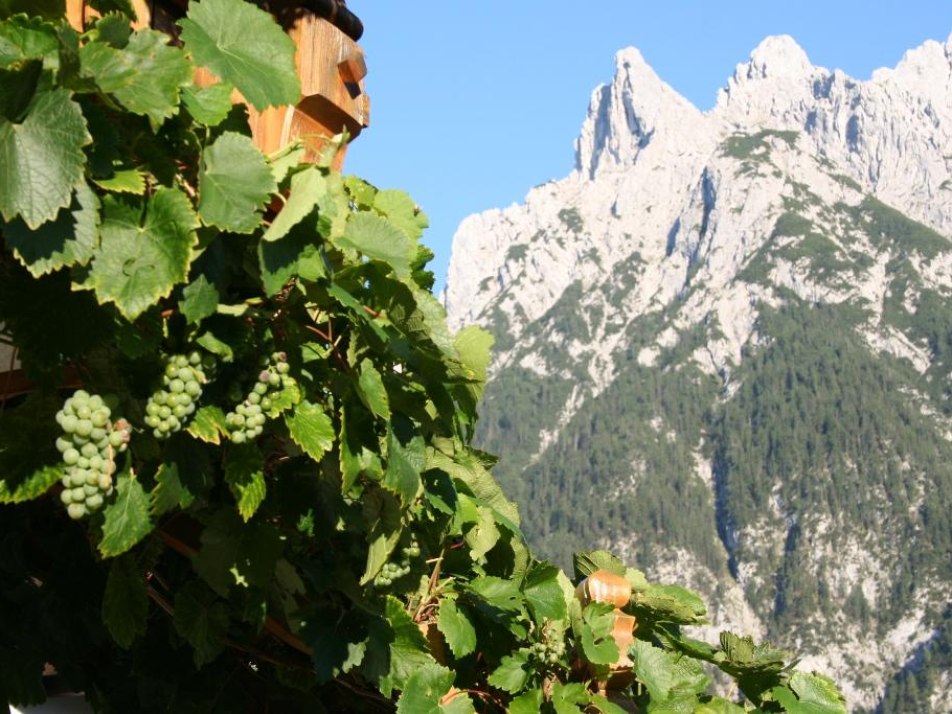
xmin=63 ymin=448 xmax=79 ymax=465
xmin=67 ymin=503 xmax=86 ymax=520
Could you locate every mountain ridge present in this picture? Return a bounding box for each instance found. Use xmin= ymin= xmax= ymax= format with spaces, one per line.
xmin=444 ymin=31 xmax=952 ymax=711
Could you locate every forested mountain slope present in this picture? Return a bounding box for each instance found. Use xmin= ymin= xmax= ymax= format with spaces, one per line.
xmin=445 ymin=33 xmax=952 ymax=711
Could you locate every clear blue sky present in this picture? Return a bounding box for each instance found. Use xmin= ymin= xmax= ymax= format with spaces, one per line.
xmin=344 ymin=1 xmax=951 ymax=294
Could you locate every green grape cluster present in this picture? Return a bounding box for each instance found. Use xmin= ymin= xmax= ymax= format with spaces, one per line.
xmin=225 ymin=352 xmax=294 ymax=444
xmin=373 ymin=538 xmax=420 ymax=588
xmin=527 ymin=639 xmax=567 ymax=666
xmin=55 ymin=390 xmax=131 ymax=520
xmin=144 ymin=351 xmax=215 ymax=439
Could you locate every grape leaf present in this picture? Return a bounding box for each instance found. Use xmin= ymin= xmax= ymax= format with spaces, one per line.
xmin=487 ymin=651 xmax=530 ymax=694
xmin=771 ymin=672 xmax=847 ymax=714
xmin=0 ymin=14 xmax=58 ymax=67
xmin=631 ymin=640 xmax=676 ymax=702
xmin=508 ymin=690 xmax=544 ymax=714
xmin=286 ymin=400 xmax=335 ymax=462
xmin=91 ymin=168 xmax=146 ymax=195
xmin=198 ymin=131 xmax=276 ymax=233
xmin=3 ymin=181 xmax=99 ymax=277
xmin=573 ymin=549 xmax=627 ymax=580
xmin=378 ymin=596 xmax=436 ymax=697
xmin=79 ymin=29 xmax=191 ymax=129
xmin=179 ymin=274 xmax=220 ymax=325
xmin=0 ymin=464 xmax=61 ymax=504
xmin=373 ymin=189 xmax=429 ymax=242
xmin=150 ymin=461 xmax=193 ymax=515
xmin=303 ymin=607 xmax=368 ymax=684
xmin=182 ymin=81 xmax=234 ymax=127
xmin=523 ymin=563 xmax=567 ymax=622
xmin=336 ymin=211 xmax=415 ymax=279
xmin=225 ymin=445 xmax=265 ymax=521
xmin=357 ymin=358 xmax=390 ymax=420
xmin=102 ymin=553 xmax=147 ymax=648
xmin=437 ymin=599 xmax=477 ymax=659
xmin=263 ymin=165 xmax=325 ymax=242
xmin=579 ymin=602 xmax=619 ymax=666
xmin=383 ymin=429 xmax=423 ymax=506
xmin=173 ymin=580 xmax=228 ymax=668
xmin=463 ymin=505 xmax=499 ymax=563
xmin=178 ymin=0 xmax=300 ymax=111
xmin=396 ymin=663 xmax=456 ymax=713
xmin=99 ymin=473 xmax=152 ymax=557
xmin=87 ymin=0 xmax=135 ymax=16
xmin=258 ymin=220 xmax=323 ymax=295
xmin=85 ymin=188 xmax=198 ymax=320
xmin=468 ymin=576 xmax=522 ymax=613
xmin=0 ymin=88 xmax=90 ymax=229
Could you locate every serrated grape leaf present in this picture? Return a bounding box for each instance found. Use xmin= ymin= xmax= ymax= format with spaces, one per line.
xmin=464 ymin=505 xmax=499 ymax=563
xmin=373 ymin=189 xmax=428 ymax=242
xmin=383 ymin=429 xmax=423 ymax=506
xmin=0 ymin=464 xmax=61 ymax=504
xmin=586 ymin=693 xmax=628 ymax=714
xmin=79 ymin=29 xmax=190 ymax=129
xmin=178 ymin=0 xmax=300 ymax=111
xmin=508 ymin=689 xmax=544 ymax=714
xmin=573 ymin=550 xmax=626 ymax=580
xmin=225 ymin=445 xmax=265 ymax=521
xmin=468 ymin=576 xmax=523 ymax=613
xmin=0 ymin=14 xmax=58 ymax=68
xmin=99 ymin=473 xmax=152 ymax=557
xmin=286 ymin=400 xmax=335 ymax=462
xmin=579 ymin=602 xmax=619 ymax=666
xmin=336 ymin=211 xmax=415 ymax=279
xmin=630 ymin=640 xmax=675 ymax=702
xmin=523 ymin=563 xmax=567 ymax=622
xmin=3 ymin=181 xmax=99 ymax=277
xmin=173 ymin=580 xmax=228 ymax=668
xmin=395 ymin=663 xmax=455 ymax=713
xmin=193 ymin=509 xmax=282 ymax=596
xmin=269 ymin=142 xmax=305 ymax=184
xmin=453 ymin=326 xmax=493 ymax=383
xmin=426 ymin=446 xmax=520 ymax=528
xmin=0 ymin=88 xmax=90 ymax=229
xmin=436 ymin=599 xmax=477 ymax=659
xmin=91 ymin=168 xmax=145 ymax=195
xmin=359 ymin=524 xmax=401 ymax=586
xmin=179 ymin=274 xmax=219 ymax=325
xmin=258 ymin=220 xmax=324 ymax=295
xmin=303 ymin=607 xmax=368 ymax=684
xmin=150 ymin=461 xmax=193 ymax=515
xmin=631 ymin=583 xmax=706 ymax=625
xmin=182 ymin=81 xmax=234 ymax=126
xmin=357 ymin=358 xmax=390 ymax=419
xmin=92 ymin=14 xmax=132 ymax=49
xmin=85 ymin=188 xmax=198 ymax=320
xmin=265 ymin=379 xmax=300 ymax=417
xmin=263 ymin=165 xmax=325 ymax=242
xmin=378 ymin=596 xmax=436 ymax=697
xmin=551 ymin=682 xmax=593 ymax=714
xmin=102 ymin=553 xmax=147 ymax=648
xmin=772 ymin=672 xmax=847 ymax=714
xmin=487 ymin=651 xmax=530 ymax=694
xmin=198 ymin=131 xmax=276 ymax=233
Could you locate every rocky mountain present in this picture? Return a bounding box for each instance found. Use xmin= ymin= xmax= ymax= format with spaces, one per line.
xmin=444 ymin=33 xmax=952 ymax=712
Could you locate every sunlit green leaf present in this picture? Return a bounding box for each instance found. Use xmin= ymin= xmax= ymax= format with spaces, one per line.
xmin=198 ymin=131 xmax=276 ymax=233
xmin=178 ymin=0 xmax=300 ymax=110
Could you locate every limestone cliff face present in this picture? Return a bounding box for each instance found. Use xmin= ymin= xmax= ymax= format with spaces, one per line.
xmin=445 ymin=33 xmax=952 ymax=712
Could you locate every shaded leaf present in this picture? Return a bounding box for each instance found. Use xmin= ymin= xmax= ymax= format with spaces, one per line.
xmin=3 ymin=182 xmax=99 ymax=277
xmin=99 ymin=472 xmax=152 ymax=557
xmin=487 ymin=651 xmax=529 ymax=694
xmin=180 ymin=274 xmax=220 ymax=325
xmin=225 ymin=444 xmax=266 ymax=521
xmin=523 ymin=563 xmax=567 ymax=622
xmin=0 ymin=14 xmax=58 ymax=68
xmin=178 ymin=0 xmax=300 ymax=110
xmin=357 ymin=358 xmax=390 ymax=419
xmin=173 ymin=579 xmax=228 ymax=667
xmin=0 ymin=464 xmax=61 ymax=504
xmin=579 ymin=602 xmax=619 ymax=666
xmin=383 ymin=429 xmax=423 ymax=506
xmin=263 ymin=165 xmax=325 ymax=242
xmin=102 ymin=553 xmax=147 ymax=648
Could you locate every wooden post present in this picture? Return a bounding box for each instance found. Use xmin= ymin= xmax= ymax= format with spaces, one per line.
xmin=575 ymin=570 xmax=638 ymax=693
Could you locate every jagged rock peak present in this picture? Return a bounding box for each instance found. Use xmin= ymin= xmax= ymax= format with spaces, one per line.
xmin=575 ymin=46 xmax=703 ymax=178
xmin=744 ymin=34 xmax=814 ymax=80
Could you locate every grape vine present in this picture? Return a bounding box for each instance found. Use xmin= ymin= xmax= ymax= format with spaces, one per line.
xmin=0 ymin=1 xmax=847 ymax=712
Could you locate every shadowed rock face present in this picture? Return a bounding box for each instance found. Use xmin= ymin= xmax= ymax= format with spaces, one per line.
xmin=445 ymin=32 xmax=952 ymax=712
